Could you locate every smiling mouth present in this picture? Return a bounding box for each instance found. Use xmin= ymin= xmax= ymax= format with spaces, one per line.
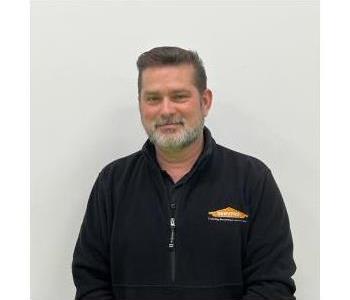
xmin=156 ymin=122 xmax=183 ymax=128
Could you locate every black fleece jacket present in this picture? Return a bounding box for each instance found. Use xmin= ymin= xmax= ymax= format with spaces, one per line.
xmin=72 ymin=128 xmax=296 ymax=300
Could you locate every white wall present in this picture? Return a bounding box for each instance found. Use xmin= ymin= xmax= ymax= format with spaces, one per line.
xmin=31 ymin=1 xmax=319 ymax=299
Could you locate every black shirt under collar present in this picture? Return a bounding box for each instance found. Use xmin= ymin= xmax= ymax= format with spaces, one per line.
xmin=142 ymin=126 xmax=214 ymax=186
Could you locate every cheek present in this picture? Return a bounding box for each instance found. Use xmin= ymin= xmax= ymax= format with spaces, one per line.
xmin=140 ymin=107 xmax=159 ymax=122
xmin=183 ymin=106 xmax=204 ymax=121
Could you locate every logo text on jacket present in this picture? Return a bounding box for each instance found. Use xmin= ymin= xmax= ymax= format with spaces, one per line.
xmin=208 ymin=206 xmax=248 ymax=223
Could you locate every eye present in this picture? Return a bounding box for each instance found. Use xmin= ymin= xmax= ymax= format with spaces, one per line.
xmin=146 ymin=96 xmax=161 ymax=102
xmin=173 ymin=94 xmax=188 ymax=101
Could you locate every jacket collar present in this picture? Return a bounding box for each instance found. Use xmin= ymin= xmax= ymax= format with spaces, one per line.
xmin=142 ymin=126 xmax=215 ymax=176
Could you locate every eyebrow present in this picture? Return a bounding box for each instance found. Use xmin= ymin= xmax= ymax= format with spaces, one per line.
xmin=143 ymin=89 xmax=191 ymax=95
xmin=170 ymin=89 xmax=191 ymax=94
xmin=143 ymin=91 xmax=161 ymax=96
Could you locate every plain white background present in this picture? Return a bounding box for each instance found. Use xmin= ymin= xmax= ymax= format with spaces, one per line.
xmin=31 ymin=1 xmax=319 ymax=299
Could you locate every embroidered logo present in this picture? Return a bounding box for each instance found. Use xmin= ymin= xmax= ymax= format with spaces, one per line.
xmin=208 ymin=207 xmax=248 ymax=222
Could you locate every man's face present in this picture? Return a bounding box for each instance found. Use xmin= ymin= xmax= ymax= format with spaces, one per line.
xmin=139 ymin=64 xmax=212 ymax=151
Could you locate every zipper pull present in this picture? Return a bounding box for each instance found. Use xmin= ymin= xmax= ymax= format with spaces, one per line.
xmin=169 ymin=217 xmax=176 ymax=250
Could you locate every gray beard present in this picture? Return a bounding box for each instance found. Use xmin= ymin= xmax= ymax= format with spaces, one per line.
xmin=148 ymin=119 xmax=204 ymax=151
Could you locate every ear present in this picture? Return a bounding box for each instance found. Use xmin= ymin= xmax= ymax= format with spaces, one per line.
xmin=200 ymin=89 xmax=213 ymax=117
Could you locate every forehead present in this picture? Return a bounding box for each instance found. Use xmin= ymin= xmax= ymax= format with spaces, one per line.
xmin=141 ymin=64 xmax=196 ymax=92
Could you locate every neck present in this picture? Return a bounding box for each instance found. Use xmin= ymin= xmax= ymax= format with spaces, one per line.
xmin=155 ymin=133 xmax=204 ymax=183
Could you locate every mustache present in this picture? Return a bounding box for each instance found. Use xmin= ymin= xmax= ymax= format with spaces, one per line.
xmin=155 ymin=117 xmax=184 ymax=127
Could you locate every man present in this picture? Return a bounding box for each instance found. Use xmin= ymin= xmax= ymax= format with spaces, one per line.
xmin=72 ymin=46 xmax=296 ymax=300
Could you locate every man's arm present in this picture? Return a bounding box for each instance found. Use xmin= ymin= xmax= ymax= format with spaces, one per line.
xmin=72 ymin=172 xmax=114 ymax=300
xmin=242 ymin=169 xmax=296 ymax=300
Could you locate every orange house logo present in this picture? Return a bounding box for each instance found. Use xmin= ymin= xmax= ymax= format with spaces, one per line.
xmin=208 ymin=207 xmax=248 ymax=220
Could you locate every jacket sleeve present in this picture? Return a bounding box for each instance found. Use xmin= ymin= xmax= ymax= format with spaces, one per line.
xmin=242 ymin=168 xmax=296 ymax=300
xmin=72 ymin=172 xmax=114 ymax=300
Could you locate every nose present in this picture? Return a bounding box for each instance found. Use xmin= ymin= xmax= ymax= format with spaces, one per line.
xmin=160 ymin=98 xmax=176 ymax=116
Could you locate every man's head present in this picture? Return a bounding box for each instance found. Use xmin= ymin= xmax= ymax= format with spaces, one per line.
xmin=137 ymin=46 xmax=212 ymax=151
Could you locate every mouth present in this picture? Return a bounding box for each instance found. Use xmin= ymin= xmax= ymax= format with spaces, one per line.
xmin=156 ymin=122 xmax=183 ymax=128
xmin=155 ymin=122 xmax=183 ymax=132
